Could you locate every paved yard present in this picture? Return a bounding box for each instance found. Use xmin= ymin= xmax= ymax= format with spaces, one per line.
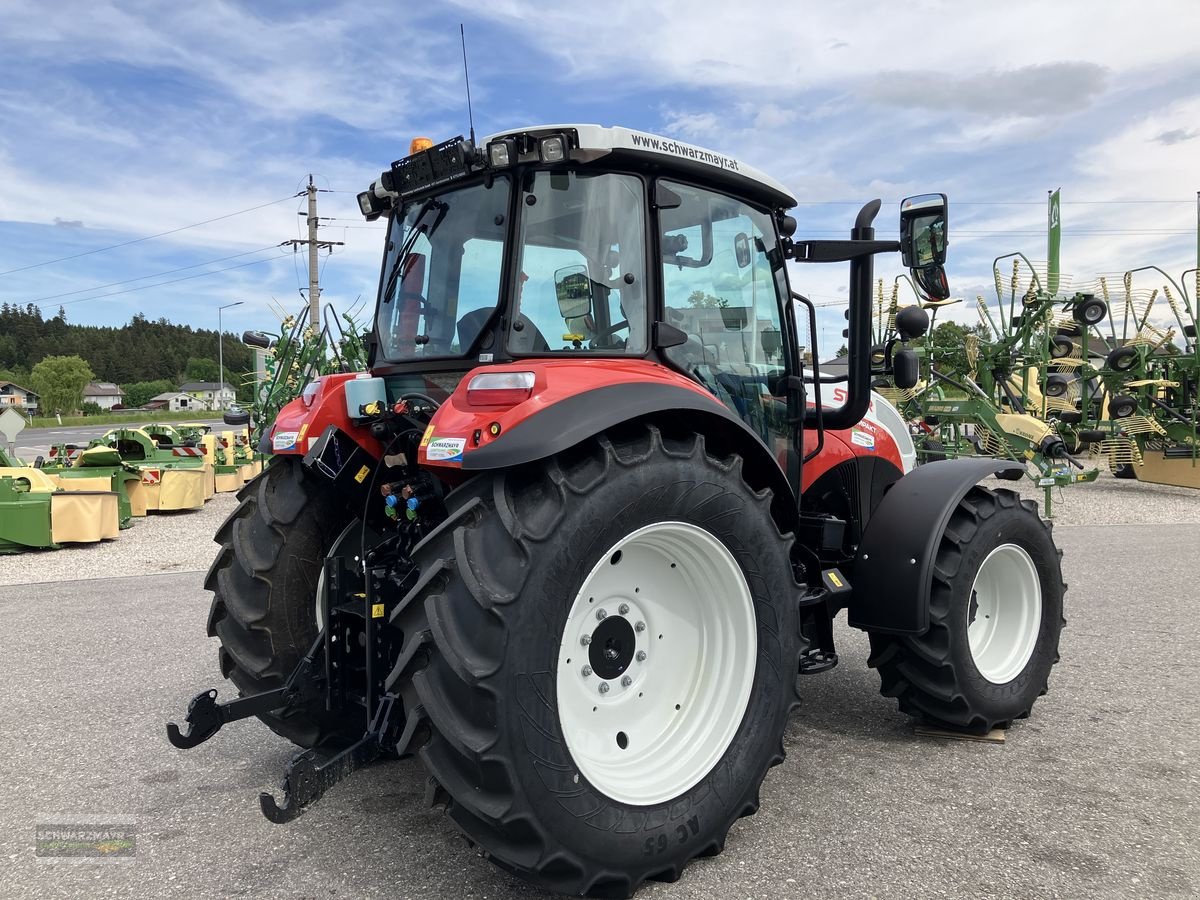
xmin=0 ymin=523 xmax=1195 ymax=898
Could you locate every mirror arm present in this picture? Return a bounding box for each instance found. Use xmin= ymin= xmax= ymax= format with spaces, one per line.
xmin=786 ymin=239 xmax=899 ymax=263
xmin=808 ymin=203 xmax=883 ymax=431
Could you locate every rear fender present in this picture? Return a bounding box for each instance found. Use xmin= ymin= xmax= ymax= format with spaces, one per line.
xmin=419 ymin=360 xmax=796 ymax=525
xmin=847 ymin=457 xmax=1024 ymax=635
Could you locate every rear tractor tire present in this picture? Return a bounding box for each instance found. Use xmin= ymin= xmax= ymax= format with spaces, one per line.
xmin=205 ymin=456 xmax=356 ymax=747
xmin=867 ymin=486 xmax=1065 ymax=732
xmin=394 ymin=424 xmax=800 ymax=897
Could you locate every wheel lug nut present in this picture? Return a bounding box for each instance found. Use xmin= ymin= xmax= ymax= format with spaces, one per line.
xmin=635 ymin=620 xmax=646 ymax=632
xmin=618 ymin=603 xmax=630 ymax=615
xmin=621 ymin=675 xmax=632 ymax=687
xmin=580 ymin=634 xmax=592 ymax=646
xmin=598 ymin=682 xmax=610 ymax=694
xmin=581 ymin=665 xmax=592 ymax=677
xmin=596 ymin=609 xmax=607 ymax=621
xmin=636 ymin=650 xmax=646 ymax=662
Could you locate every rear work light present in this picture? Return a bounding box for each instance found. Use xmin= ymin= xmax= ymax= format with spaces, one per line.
xmin=488 ymin=138 xmax=516 ymax=167
xmin=539 ymin=134 xmax=566 ymax=163
xmin=466 ymin=371 xmax=535 ymax=407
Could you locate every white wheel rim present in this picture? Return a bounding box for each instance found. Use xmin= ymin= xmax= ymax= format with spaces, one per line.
xmin=967 ymin=543 xmax=1042 ymax=684
xmin=555 ymin=521 xmax=756 ymax=806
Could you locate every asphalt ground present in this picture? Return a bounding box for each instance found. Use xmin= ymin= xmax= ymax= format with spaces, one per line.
xmin=0 ymin=523 xmax=1196 ymax=899
xmin=11 ymin=419 xmax=224 ymax=462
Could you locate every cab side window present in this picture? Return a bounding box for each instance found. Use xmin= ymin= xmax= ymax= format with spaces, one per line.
xmin=658 ymin=181 xmax=789 ymax=441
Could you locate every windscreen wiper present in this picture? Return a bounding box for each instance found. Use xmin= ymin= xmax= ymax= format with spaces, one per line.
xmin=379 ymin=199 xmax=448 ymax=304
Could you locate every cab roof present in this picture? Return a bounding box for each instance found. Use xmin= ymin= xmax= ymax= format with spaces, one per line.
xmin=483 ymin=124 xmax=797 ymax=211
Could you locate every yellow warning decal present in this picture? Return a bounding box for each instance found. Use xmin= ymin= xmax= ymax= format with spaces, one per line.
xmin=354 ymin=465 xmax=371 ymax=483
xmin=420 ymin=425 xmax=434 ymax=447
xmin=298 ymin=422 xmax=309 ymax=441
xmin=828 ymin=571 xmax=843 ymax=588
xmin=371 ymin=603 xmax=385 ymax=618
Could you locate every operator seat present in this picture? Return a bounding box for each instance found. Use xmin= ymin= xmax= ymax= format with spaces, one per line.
xmin=456 ymin=308 xmax=550 ymax=354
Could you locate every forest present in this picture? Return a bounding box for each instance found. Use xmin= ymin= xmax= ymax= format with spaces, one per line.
xmin=0 ymin=303 xmax=256 ymax=401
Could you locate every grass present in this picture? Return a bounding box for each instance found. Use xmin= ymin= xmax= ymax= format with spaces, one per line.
xmin=25 ymin=411 xmax=224 ymax=429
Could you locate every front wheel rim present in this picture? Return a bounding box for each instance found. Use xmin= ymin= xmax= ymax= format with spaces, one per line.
xmin=967 ymin=543 xmax=1043 ymax=684
xmin=555 ymin=521 xmax=757 ymax=806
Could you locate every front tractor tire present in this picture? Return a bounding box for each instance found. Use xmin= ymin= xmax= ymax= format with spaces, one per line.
xmin=397 ymin=424 xmax=800 ymax=897
xmin=205 ymin=457 xmax=354 ymax=747
xmin=867 ymin=486 xmax=1065 ymax=732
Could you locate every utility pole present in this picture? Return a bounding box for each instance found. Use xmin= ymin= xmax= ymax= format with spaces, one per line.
xmin=283 ymin=175 xmax=343 ymax=328
xmin=218 ymin=300 xmax=244 ymax=410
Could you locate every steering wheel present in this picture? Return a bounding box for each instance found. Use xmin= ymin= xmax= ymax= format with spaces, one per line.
xmin=587 ymin=318 xmax=630 ymax=348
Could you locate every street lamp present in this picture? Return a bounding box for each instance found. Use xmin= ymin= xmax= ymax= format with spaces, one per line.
xmin=218 ymin=301 xmax=244 ymax=411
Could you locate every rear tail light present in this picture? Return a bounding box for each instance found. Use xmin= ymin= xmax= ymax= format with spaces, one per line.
xmin=466 ymin=371 xmax=535 ymax=407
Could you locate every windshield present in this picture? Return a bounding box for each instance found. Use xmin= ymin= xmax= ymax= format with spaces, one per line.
xmin=376 ymin=176 xmax=510 ymax=361
xmin=509 ymin=171 xmax=647 ymax=354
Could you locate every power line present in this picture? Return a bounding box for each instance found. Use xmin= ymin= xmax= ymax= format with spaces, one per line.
xmin=791 ymin=199 xmax=1197 ymax=205
xmin=59 ymin=255 xmax=285 ymax=307
xmin=23 ymin=244 xmax=285 ymax=304
xmin=0 ymin=194 xmax=299 ymax=277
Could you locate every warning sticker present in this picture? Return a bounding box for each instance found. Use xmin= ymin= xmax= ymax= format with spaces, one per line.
xmin=850 ymin=429 xmax=875 ymax=450
xmin=419 ymin=425 xmax=434 ymax=448
xmin=426 ymin=437 xmax=466 ymax=462
xmin=371 ymin=603 xmax=385 ymax=618
xmin=354 ymin=465 xmax=371 ymax=483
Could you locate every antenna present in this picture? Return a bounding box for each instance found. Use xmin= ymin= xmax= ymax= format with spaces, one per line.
xmin=460 ymin=24 xmax=476 ymax=147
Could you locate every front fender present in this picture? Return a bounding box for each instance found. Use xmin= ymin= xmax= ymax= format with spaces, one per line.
xmin=847 ymin=457 xmax=1024 ymax=635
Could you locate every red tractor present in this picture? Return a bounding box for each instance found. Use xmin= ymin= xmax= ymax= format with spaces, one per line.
xmin=170 ymin=126 xmax=1064 ymax=896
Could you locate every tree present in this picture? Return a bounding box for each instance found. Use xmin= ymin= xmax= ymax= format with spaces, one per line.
xmin=122 ymin=379 xmax=175 ymax=409
xmin=920 ymin=321 xmax=990 ymax=379
xmin=835 ymin=344 xmax=849 ymax=358
xmin=686 ymin=290 xmax=729 ymax=309
xmin=185 ymin=357 xmax=221 ymax=382
xmin=29 ymin=355 xmax=94 ymax=415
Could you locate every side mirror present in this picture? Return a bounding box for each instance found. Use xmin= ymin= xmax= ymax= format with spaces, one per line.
xmin=224 ymin=409 xmax=251 ymax=427
xmin=913 ymin=265 xmax=950 ymax=301
xmin=760 ymin=326 xmax=782 ymax=358
xmin=893 ymin=348 xmax=920 ymax=389
xmin=900 ymin=193 xmax=948 ymax=267
xmin=554 ymin=265 xmax=593 ymax=320
xmin=894 ymin=305 xmax=930 ymax=341
xmin=900 ymin=193 xmax=951 ymax=301
xmin=734 ymin=232 xmax=752 ymax=268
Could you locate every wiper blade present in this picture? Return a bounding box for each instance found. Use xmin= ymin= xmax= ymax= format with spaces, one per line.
xmin=380 ymin=198 xmax=447 ymax=304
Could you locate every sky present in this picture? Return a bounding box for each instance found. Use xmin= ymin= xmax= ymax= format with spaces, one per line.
xmin=1 ymin=0 xmax=1198 ymax=353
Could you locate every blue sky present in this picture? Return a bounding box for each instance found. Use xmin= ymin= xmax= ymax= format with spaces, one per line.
xmin=1 ymin=1 xmax=1198 ymax=351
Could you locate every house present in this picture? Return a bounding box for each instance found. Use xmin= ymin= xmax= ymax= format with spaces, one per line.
xmin=147 ymin=391 xmax=210 ymax=412
xmin=180 ymin=381 xmax=237 ymax=409
xmin=0 ymin=380 xmax=38 ymax=414
xmin=83 ymin=382 xmax=124 ymax=410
